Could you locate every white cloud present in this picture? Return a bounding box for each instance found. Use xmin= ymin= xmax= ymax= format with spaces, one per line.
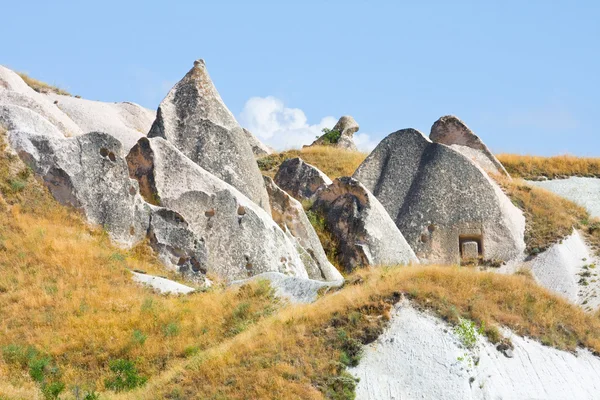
xmin=239 ymin=96 xmax=376 ymax=152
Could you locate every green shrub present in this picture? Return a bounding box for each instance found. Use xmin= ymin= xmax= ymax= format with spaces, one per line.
xmin=319 ymin=128 xmax=342 ymax=145
xmin=104 ymin=359 xmax=147 ymax=392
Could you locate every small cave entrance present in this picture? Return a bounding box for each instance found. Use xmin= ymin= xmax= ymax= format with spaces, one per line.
xmin=459 ymin=234 xmax=483 ymax=259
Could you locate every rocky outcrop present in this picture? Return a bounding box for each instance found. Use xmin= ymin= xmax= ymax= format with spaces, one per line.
xmin=274 ymin=157 xmax=332 ymax=201
xmin=313 ymin=177 xmax=418 ymax=271
xmin=430 ymin=115 xmax=509 ymax=177
xmin=0 ymin=104 xmax=63 ymax=138
xmin=308 ymin=115 xmax=359 ymax=151
xmin=263 ymin=176 xmax=343 ymax=282
xmin=243 ymin=128 xmax=273 ymax=157
xmin=0 ymin=65 xmax=82 ymax=137
xmin=132 ymin=271 xmax=197 ymax=295
xmin=353 ymin=128 xmax=525 ymax=264
xmin=147 ymin=60 xmax=270 ymax=213
xmin=127 ymin=136 xmax=316 ymax=281
xmin=47 ymin=94 xmax=154 ymax=150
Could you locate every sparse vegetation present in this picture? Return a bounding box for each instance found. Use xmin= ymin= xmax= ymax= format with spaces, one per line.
xmin=17 ymin=72 xmax=71 ymax=96
xmin=498 ymin=154 xmax=600 ymax=179
xmin=258 ymin=145 xmax=367 ymax=179
xmin=318 ymin=128 xmax=342 ymax=145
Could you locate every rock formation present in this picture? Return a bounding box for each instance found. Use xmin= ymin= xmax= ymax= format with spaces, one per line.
xmin=47 ymin=94 xmax=155 ymax=150
xmin=353 ymin=128 xmax=525 ymax=264
xmin=263 ymin=176 xmax=343 ymax=282
xmin=274 ymin=157 xmax=332 ymax=201
xmin=0 ymin=104 xmax=63 ymax=138
xmin=243 ymin=128 xmax=273 ymax=157
xmin=308 ymin=115 xmax=359 ymax=151
xmin=430 ymin=115 xmax=509 ymax=177
xmin=0 ymin=65 xmax=82 ymax=137
xmin=127 ymin=136 xmax=317 ymax=281
xmin=148 ymin=60 xmax=270 ymax=213
xmin=312 ymin=177 xmax=419 ymax=271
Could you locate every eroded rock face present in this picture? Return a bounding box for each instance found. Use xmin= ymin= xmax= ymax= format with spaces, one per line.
xmin=47 ymin=94 xmax=154 ymax=150
xmin=353 ymin=128 xmax=525 ymax=264
xmin=308 ymin=115 xmax=359 ymax=151
xmin=313 ymin=177 xmax=418 ymax=271
xmin=0 ymin=65 xmax=82 ymax=137
xmin=243 ymin=128 xmax=273 ymax=157
xmin=8 ymin=130 xmax=150 ymax=246
xmin=147 ymin=60 xmax=270 ymax=213
xmin=127 ymin=136 xmax=313 ymax=281
xmin=274 ymin=157 xmax=332 ymax=201
xmin=0 ymin=104 xmax=63 ymax=138
xmin=430 ymin=115 xmax=509 ymax=177
xmin=263 ymin=176 xmax=343 ymax=282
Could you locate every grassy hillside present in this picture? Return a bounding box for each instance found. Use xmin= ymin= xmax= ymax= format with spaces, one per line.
xmin=3 ymin=132 xmax=600 ymax=399
xmin=498 ymin=154 xmax=600 ymax=179
xmin=16 ymin=73 xmax=71 ymax=97
xmin=258 ymin=146 xmax=367 ymax=180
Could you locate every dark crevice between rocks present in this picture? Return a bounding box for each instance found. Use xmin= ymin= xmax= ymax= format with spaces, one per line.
xmin=126 ymin=137 xmax=161 ymax=206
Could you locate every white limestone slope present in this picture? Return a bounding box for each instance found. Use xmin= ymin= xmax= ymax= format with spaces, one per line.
xmin=132 ymin=272 xmax=196 ymax=295
xmin=350 ymin=302 xmax=600 ymax=400
xmin=527 ymin=177 xmax=600 ymax=218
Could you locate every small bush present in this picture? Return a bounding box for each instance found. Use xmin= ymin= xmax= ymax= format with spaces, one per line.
xmin=319 ymin=128 xmax=342 ymax=145
xmin=104 ymin=359 xmax=147 ymax=392
xmin=455 ymin=318 xmax=484 ymax=349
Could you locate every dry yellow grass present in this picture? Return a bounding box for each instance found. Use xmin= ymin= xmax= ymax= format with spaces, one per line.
xmin=494 ymin=175 xmax=588 ymax=255
xmin=118 ymin=265 xmax=600 ymax=399
xmin=16 ymin=72 xmax=71 ymax=97
xmin=498 ymin=154 xmax=600 ymax=179
xmin=258 ymin=146 xmax=367 ymax=180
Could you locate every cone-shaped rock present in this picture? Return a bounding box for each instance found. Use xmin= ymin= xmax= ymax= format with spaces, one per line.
xmin=148 ymin=59 xmax=271 ymax=213
xmin=353 ymin=128 xmax=525 ymax=264
xmin=430 ymin=115 xmax=509 ymax=177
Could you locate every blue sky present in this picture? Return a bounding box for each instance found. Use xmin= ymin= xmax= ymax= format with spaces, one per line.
xmin=1 ymin=1 xmax=598 ymax=154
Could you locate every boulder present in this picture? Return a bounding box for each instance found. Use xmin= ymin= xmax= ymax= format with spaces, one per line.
xmin=353 ymin=128 xmax=525 ymax=264
xmin=147 ymin=60 xmax=270 ymax=213
xmin=47 ymin=94 xmax=155 ymax=150
xmin=0 ymin=104 xmax=63 ymax=138
xmin=274 ymin=157 xmax=332 ymax=201
xmin=0 ymin=65 xmax=82 ymax=137
xmin=313 ymin=177 xmax=419 ymax=271
xmin=430 ymin=115 xmax=509 ymax=177
xmin=132 ymin=272 xmax=197 ymax=295
xmin=127 ymin=136 xmax=316 ymax=281
xmin=263 ymin=176 xmax=343 ymax=282
xmin=243 ymin=128 xmax=273 ymax=157
xmin=308 ymin=115 xmax=359 ymax=151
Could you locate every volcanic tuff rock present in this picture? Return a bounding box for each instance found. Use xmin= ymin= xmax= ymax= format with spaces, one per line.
xmin=243 ymin=128 xmax=273 ymax=157
xmin=274 ymin=157 xmax=332 ymax=201
xmin=263 ymin=176 xmax=343 ymax=282
xmin=313 ymin=177 xmax=419 ymax=271
xmin=148 ymin=60 xmax=270 ymax=213
xmin=127 ymin=137 xmax=315 ymax=281
xmin=47 ymin=94 xmax=155 ymax=150
xmin=0 ymin=65 xmax=82 ymax=137
xmin=353 ymin=128 xmax=525 ymax=264
xmin=430 ymin=115 xmax=509 ymax=177
xmin=0 ymin=104 xmax=63 ymax=138
xmin=309 ymin=115 xmax=359 ymax=151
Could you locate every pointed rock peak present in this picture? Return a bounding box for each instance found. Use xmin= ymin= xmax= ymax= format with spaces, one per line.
xmin=333 ymin=115 xmax=359 ymax=138
xmin=430 ymin=115 xmax=509 ymax=177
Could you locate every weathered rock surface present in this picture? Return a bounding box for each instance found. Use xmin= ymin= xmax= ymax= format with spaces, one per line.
xmin=351 ymin=301 xmax=600 ymax=400
xmin=430 ymin=115 xmax=509 ymax=177
xmin=308 ymin=115 xmax=359 ymax=151
xmin=528 ymin=177 xmax=600 ymax=218
xmin=127 ymin=136 xmax=316 ymax=281
xmin=148 ymin=60 xmax=270 ymax=213
xmin=353 ymin=128 xmax=525 ymax=264
xmin=243 ymin=128 xmax=273 ymax=157
xmin=313 ymin=177 xmax=418 ymax=271
xmin=231 ymin=272 xmax=342 ymax=304
xmin=263 ymin=176 xmax=343 ymax=282
xmin=8 ymin=130 xmax=149 ymax=246
xmin=47 ymin=94 xmax=154 ymax=150
xmin=274 ymin=157 xmax=332 ymax=201
xmin=0 ymin=104 xmax=63 ymax=138
xmin=0 ymin=65 xmax=82 ymax=137
xmin=132 ymin=272 xmax=196 ymax=295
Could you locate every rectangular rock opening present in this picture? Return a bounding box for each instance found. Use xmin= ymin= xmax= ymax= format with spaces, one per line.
xmin=459 ymin=234 xmax=483 ymax=259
